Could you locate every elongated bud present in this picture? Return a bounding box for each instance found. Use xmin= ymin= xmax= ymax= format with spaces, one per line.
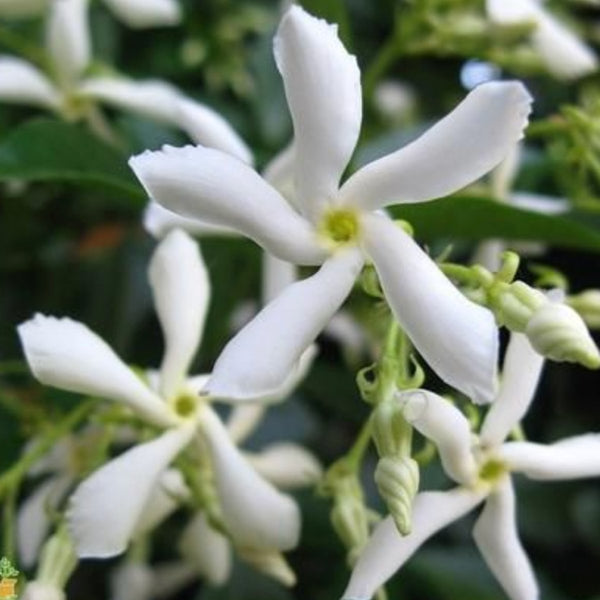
xmin=525 ymin=302 xmax=600 ymax=369
xmin=489 ymin=281 xmax=546 ymax=330
xmin=374 ymin=456 xmax=419 ymax=535
xmin=237 ymin=548 xmax=296 ymax=587
xmin=568 ymin=290 xmax=600 ymax=328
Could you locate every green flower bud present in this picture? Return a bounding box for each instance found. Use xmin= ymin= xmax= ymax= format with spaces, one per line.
xmin=237 ymin=548 xmax=296 ymax=587
xmin=374 ymin=456 xmax=419 ymax=536
xmin=568 ymin=290 xmax=600 ymax=328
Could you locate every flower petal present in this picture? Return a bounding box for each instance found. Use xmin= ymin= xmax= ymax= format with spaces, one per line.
xmin=399 ymin=389 xmax=477 ymax=485
xmin=531 ymin=10 xmax=597 ymax=80
xmin=510 ymin=192 xmax=569 ymax=215
xmin=486 ymin=0 xmax=538 ymax=24
xmin=473 ymin=477 xmax=538 ymax=600
xmin=206 ymin=250 xmax=362 ymax=400
xmin=133 ymin=469 xmax=189 ymax=537
xmin=274 ymin=6 xmax=361 ymax=222
xmin=149 ymin=229 xmax=209 ymax=399
xmin=198 ymin=407 xmax=300 ymax=551
xmin=67 ymin=425 xmax=194 ymax=558
xmin=342 ymin=488 xmax=485 ymax=600
xmin=46 ymin=0 xmax=90 ymax=86
xmin=338 ymin=81 xmax=532 ymax=211
xmin=361 ymin=215 xmax=498 ymax=404
xmin=102 ymin=0 xmax=180 ymax=28
xmin=262 ymin=143 xmax=295 ymax=202
xmin=246 ymin=442 xmax=322 ymax=489
xmin=262 ymin=253 xmax=297 ymax=304
xmin=17 ymin=475 xmax=72 ymax=567
xmin=0 ymin=56 xmax=60 ymax=109
xmin=178 ymin=512 xmax=232 ymax=586
xmin=79 ymin=77 xmax=179 ymax=124
xmin=481 ymin=334 xmax=544 ymax=447
xmin=18 ymin=314 xmax=173 ymax=427
xmin=500 ymin=434 xmax=600 ymax=480
xmin=176 ymin=98 xmax=253 ymax=165
xmin=129 ymin=144 xmax=324 ymax=265
xmin=143 ymin=200 xmax=236 ymax=239
xmin=226 ymin=405 xmax=266 ymax=444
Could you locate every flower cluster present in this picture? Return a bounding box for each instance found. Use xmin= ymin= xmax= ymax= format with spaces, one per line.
xmin=3 ymin=3 xmax=600 ymax=600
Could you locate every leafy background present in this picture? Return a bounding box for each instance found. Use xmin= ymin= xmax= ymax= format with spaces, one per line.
xmin=0 ymin=0 xmax=599 ymax=599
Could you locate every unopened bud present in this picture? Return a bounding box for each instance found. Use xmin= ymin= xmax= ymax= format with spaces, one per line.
xmin=489 ymin=281 xmax=546 ymax=330
xmin=374 ymin=456 xmax=419 ymax=535
xmin=237 ymin=548 xmax=296 ymax=587
xmin=21 ymin=582 xmax=65 ymax=600
xmin=525 ymin=302 xmax=600 ymax=369
xmin=372 ymin=401 xmax=411 ymax=458
xmin=568 ymin=290 xmax=600 ymax=328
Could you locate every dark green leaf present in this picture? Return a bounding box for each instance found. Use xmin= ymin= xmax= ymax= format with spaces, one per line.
xmin=0 ymin=118 xmax=144 ymax=203
xmin=391 ymin=196 xmax=600 ymax=253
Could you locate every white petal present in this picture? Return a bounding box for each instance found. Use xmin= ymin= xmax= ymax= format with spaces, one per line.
xmin=261 ymin=252 xmax=297 ymax=304
xmin=0 ymin=0 xmax=47 ymax=18
xmin=46 ymin=0 xmax=90 ymax=86
xmin=110 ymin=562 xmax=154 ymax=600
xmin=21 ymin=582 xmax=65 ymax=600
xmin=473 ymin=478 xmax=538 ymax=600
xmin=176 ymin=98 xmax=253 ymax=165
xmin=0 ymin=57 xmax=60 ymax=109
xmin=533 ymin=10 xmax=597 ymax=80
xmin=18 ymin=314 xmax=173 ymax=427
xmin=274 ymin=6 xmax=362 ymax=222
xmin=198 ymin=407 xmax=300 ymax=551
xmin=206 ymin=250 xmax=362 ymax=400
xmin=481 ymin=334 xmax=544 ymax=448
xmin=133 ymin=469 xmax=189 ymax=537
xmin=500 ymin=434 xmax=600 ymax=480
xmin=486 ymin=0 xmax=539 ymax=24
xmin=67 ymin=425 xmax=194 ymax=558
xmin=102 ymin=0 xmax=181 ymax=28
xmin=471 ymin=239 xmax=505 ymax=273
xmin=510 ymin=192 xmax=569 ymax=215
xmin=149 ymin=229 xmax=209 ymax=399
xmin=79 ymin=77 xmax=179 ymax=124
xmin=143 ymin=201 xmax=236 ymax=239
xmin=246 ymin=443 xmax=322 ymax=489
xmin=148 ymin=563 xmax=196 ymax=598
xmin=178 ymin=512 xmax=232 ymax=586
xmin=129 ymin=144 xmax=325 ymax=265
xmin=338 ymin=82 xmax=532 ymax=211
xmin=361 ymin=215 xmax=498 ymax=404
xmin=342 ymin=488 xmax=485 ymax=600
xmin=227 ymin=404 xmax=266 ymax=445
xmin=17 ymin=475 xmax=72 ymax=568
xmin=262 ymin=143 xmax=295 ymax=201
xmin=399 ymin=389 xmax=477 ymax=485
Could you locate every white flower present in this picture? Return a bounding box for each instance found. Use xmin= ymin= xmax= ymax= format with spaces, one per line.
xmin=130 ymin=6 xmax=532 ymax=405
xmin=19 ymin=230 xmax=313 ymax=560
xmin=486 ymin=0 xmax=598 ymax=79
xmin=0 ymin=1 xmax=249 ymax=154
xmin=343 ymin=333 xmax=600 ymax=600
xmin=0 ymin=0 xmax=180 ymax=29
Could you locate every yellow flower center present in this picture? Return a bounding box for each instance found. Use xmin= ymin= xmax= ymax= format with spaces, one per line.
xmin=478 ymin=458 xmax=507 ymax=484
xmin=318 ymin=208 xmax=360 ymax=247
xmin=172 ymin=393 xmax=198 ymax=419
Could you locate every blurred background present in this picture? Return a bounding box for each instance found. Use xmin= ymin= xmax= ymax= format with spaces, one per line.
xmin=0 ymin=0 xmax=599 ymax=598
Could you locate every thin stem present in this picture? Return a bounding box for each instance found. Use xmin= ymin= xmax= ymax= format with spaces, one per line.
xmin=346 ymin=417 xmax=373 ymax=470
xmin=2 ymin=486 xmax=17 ymax=560
xmin=363 ymin=36 xmax=402 ymax=100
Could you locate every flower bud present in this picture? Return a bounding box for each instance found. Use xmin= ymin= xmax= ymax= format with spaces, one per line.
xmin=489 ymin=281 xmax=546 ymax=330
xmin=568 ymin=290 xmax=600 ymax=328
xmin=374 ymin=456 xmax=419 ymax=536
xmin=237 ymin=548 xmax=296 ymax=587
xmin=525 ymin=302 xmax=600 ymax=369
xmin=21 ymin=582 xmax=65 ymax=600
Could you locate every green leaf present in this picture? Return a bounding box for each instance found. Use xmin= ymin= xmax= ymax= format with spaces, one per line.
xmin=391 ymin=196 xmax=600 ymax=253
xmin=0 ymin=118 xmax=144 ymax=203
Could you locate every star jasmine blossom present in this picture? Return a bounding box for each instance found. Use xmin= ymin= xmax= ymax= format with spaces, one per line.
xmin=130 ymin=5 xmax=532 ymax=405
xmin=343 ymin=333 xmax=600 ymax=600
xmin=0 ymin=0 xmax=250 ymax=156
xmin=18 ymin=229 xmax=314 ymax=561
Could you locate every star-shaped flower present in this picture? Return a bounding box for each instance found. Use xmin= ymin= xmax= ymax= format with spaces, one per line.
xmin=343 ymin=333 xmax=600 ymax=600
xmin=18 ymin=229 xmax=313 ymax=560
xmin=0 ymin=0 xmax=249 ymax=157
xmin=130 ymin=6 xmax=532 ymax=405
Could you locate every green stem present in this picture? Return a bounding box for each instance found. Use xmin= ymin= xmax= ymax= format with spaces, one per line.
xmin=363 ymin=36 xmax=403 ymax=100
xmin=346 ymin=417 xmax=374 ymax=470
xmin=0 ymin=25 xmax=50 ymax=70
xmin=2 ymin=486 xmax=17 ymax=560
